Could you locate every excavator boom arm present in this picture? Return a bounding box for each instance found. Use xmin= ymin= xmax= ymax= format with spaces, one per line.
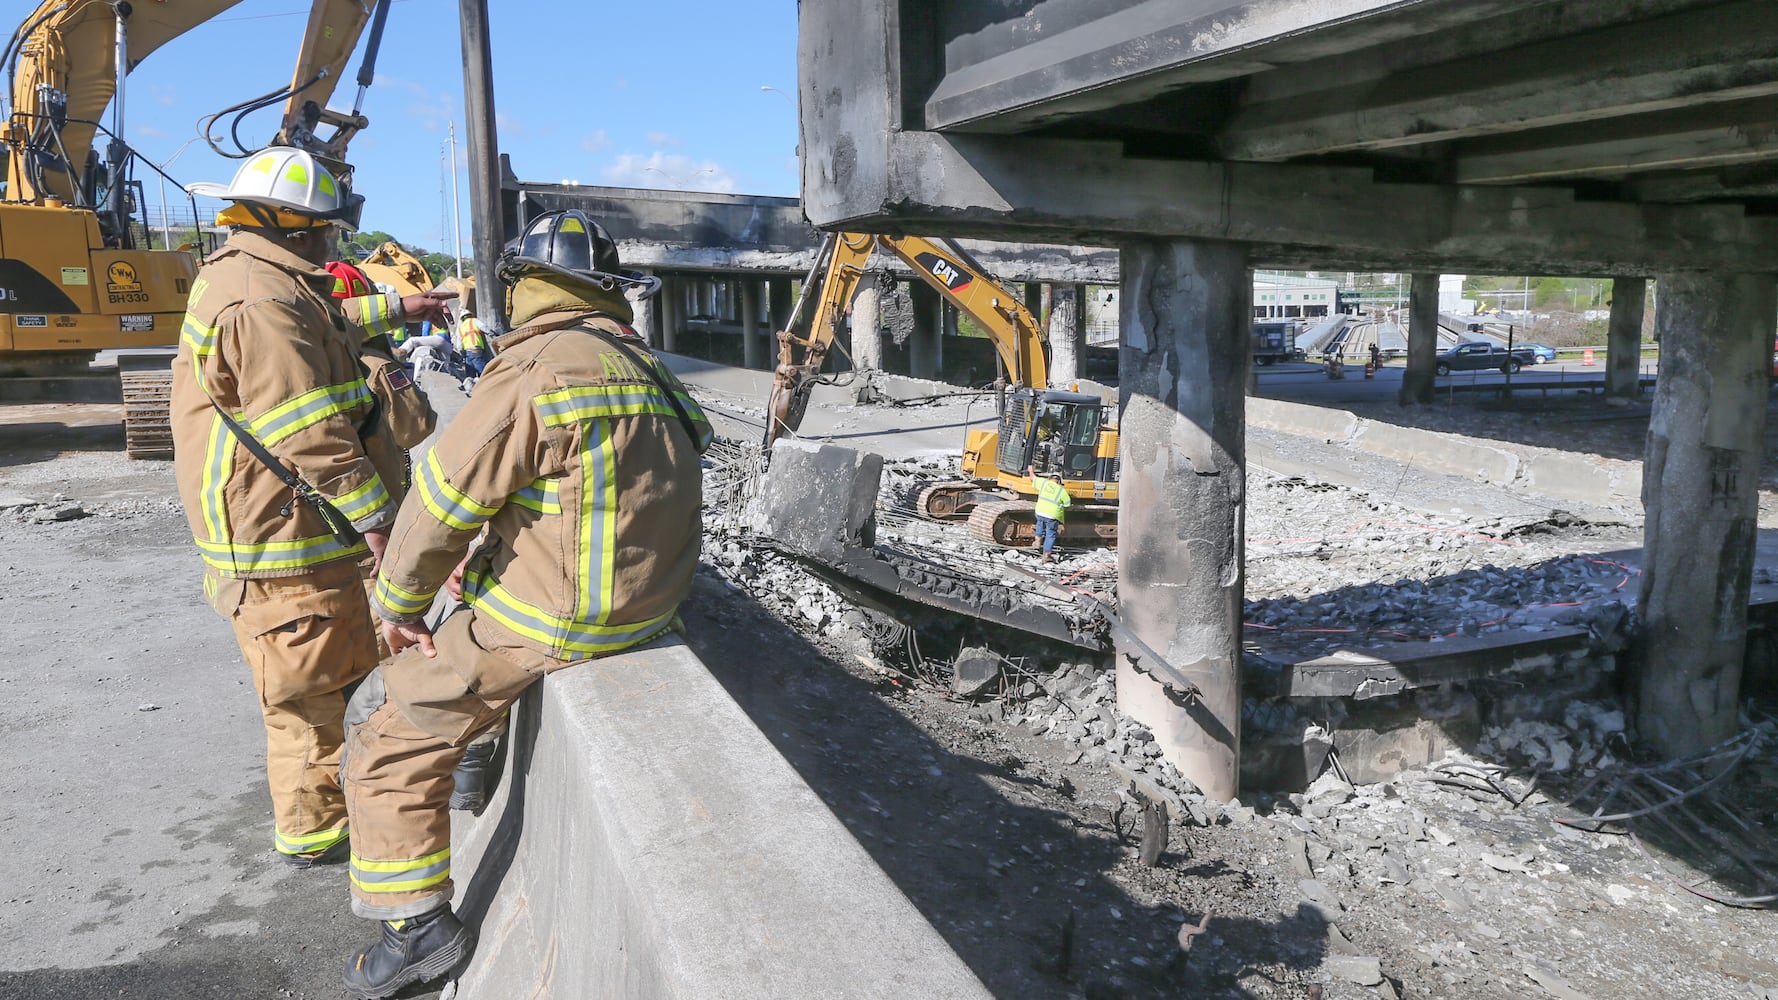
xmin=874 ymin=235 xmax=1047 ymax=390
xmin=763 ymin=231 xmax=1051 ymax=447
xmin=6 ymin=0 xmax=381 ymax=205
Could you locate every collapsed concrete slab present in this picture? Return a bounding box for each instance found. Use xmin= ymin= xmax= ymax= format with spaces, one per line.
xmin=753 ymin=439 xmax=1105 ymax=647
xmin=449 ymin=636 xmax=991 ymax=1000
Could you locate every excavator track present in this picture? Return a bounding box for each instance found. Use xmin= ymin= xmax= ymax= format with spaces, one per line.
xmin=965 ymin=499 xmax=1120 ymax=549
xmin=120 ymin=367 xmax=175 ymax=460
xmin=916 ymin=481 xmax=1015 ymax=521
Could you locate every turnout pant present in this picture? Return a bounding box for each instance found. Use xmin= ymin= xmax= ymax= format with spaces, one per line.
xmin=223 ymin=559 xmax=381 ymax=858
xmin=344 ymin=606 xmax=661 ymax=919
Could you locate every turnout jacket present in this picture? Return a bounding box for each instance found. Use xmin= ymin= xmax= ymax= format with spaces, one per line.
xmin=172 ymin=231 xmax=410 ymax=580
xmin=372 ymin=310 xmax=712 ymax=661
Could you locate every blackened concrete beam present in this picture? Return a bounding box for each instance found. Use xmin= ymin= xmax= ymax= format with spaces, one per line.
xmin=1222 ymin=0 xmax=1778 ymax=162
xmin=1636 ymin=271 xmax=1774 ymax=756
xmin=1116 ymin=239 xmax=1249 ymax=801
xmin=803 ymin=129 xmax=1778 ymax=275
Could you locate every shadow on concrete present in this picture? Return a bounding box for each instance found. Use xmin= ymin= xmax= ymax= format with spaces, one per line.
xmin=1326 ymin=386 xmax=1778 ymax=482
xmin=0 ymin=786 xmax=448 ymax=1000
xmin=0 ymin=418 xmax=126 ymax=469
xmin=681 ymin=569 xmax=1330 ymax=999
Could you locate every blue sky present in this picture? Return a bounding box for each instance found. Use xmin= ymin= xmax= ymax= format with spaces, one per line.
xmin=120 ymin=0 xmax=800 ymax=252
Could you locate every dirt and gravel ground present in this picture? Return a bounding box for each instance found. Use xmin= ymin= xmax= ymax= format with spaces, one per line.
xmin=4 ymin=387 xmax=1776 ymax=1000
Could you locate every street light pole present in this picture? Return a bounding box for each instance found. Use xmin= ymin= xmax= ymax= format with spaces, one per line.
xmin=153 ymin=136 xmax=203 ymax=250
xmin=448 ymin=120 xmax=464 ymax=278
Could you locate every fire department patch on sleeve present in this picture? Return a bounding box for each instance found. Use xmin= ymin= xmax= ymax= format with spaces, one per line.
xmin=386 ymin=367 xmax=414 ymax=391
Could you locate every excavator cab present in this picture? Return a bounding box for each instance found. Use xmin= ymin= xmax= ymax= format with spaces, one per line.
xmin=995 ymin=388 xmax=1113 ymax=483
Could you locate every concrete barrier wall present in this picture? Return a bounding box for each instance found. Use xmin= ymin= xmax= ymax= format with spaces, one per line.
xmin=1248 ymin=397 xmax=1640 ymax=507
xmin=449 ymin=636 xmax=992 ymax=1000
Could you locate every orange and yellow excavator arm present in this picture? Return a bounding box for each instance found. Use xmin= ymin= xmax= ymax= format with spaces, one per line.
xmin=5 ymin=0 xmax=385 ymax=208
xmin=357 ymin=241 xmax=435 ymax=297
xmin=764 ymin=232 xmax=1048 ymax=447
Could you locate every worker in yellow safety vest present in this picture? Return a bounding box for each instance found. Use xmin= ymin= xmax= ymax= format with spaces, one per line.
xmin=1030 ymin=468 xmax=1072 ymax=563
xmin=453 ymin=307 xmax=491 ymax=376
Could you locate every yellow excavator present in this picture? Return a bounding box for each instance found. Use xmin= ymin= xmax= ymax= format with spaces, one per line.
xmin=2 ymin=0 xmax=391 ymax=456
xmin=765 ymin=231 xmax=1120 ymax=549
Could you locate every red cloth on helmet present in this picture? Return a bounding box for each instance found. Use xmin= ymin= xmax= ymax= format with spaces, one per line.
xmin=325 ymin=260 xmax=375 ymax=299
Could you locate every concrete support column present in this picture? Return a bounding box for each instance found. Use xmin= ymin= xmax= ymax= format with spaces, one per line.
xmin=742 ymin=279 xmax=765 ymax=370
xmin=909 ymin=282 xmax=941 ymax=380
xmin=1605 ymin=277 xmax=1647 ymax=399
xmin=628 ymin=272 xmax=657 ymax=347
xmin=851 ymin=273 xmax=884 ymax=371
xmin=1398 ymin=273 xmax=1440 ymax=405
xmin=1049 ymin=284 xmax=1082 ymax=386
xmin=767 ymin=277 xmax=793 ymax=370
xmin=1636 ymin=272 xmax=1774 ymax=757
xmin=1116 ymin=239 xmax=1250 ymax=802
xmin=660 ymin=277 xmax=680 ymax=353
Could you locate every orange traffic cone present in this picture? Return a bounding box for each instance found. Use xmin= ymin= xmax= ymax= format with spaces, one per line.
xmin=1582 ymin=348 xmax=1596 ymax=366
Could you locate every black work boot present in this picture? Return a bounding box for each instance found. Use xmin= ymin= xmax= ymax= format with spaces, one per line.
xmin=279 ymin=836 xmax=350 ymax=869
xmin=449 ymin=738 xmax=499 ymax=813
xmin=342 ymin=907 xmax=474 ymax=999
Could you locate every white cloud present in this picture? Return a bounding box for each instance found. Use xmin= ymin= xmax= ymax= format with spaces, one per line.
xmin=645 ymin=131 xmax=681 ymax=148
xmin=579 ymin=130 xmax=609 ymax=154
xmin=600 ymin=151 xmax=738 ymax=193
xmin=137 ymin=124 xmax=166 ymax=139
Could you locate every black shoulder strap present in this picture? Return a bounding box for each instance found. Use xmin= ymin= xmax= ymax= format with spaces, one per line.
xmin=207 ymin=399 xmax=362 ymax=546
xmin=584 ymin=324 xmax=702 ymax=447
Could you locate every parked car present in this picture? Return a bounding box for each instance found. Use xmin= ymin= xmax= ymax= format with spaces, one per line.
xmin=1520 ymin=342 xmax=1557 ymax=364
xmin=1434 ymin=341 xmax=1535 ymax=375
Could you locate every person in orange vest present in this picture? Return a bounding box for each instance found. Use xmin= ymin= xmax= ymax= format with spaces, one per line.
xmin=1029 ymin=467 xmax=1072 ymax=563
xmin=454 ymin=306 xmax=491 ymax=376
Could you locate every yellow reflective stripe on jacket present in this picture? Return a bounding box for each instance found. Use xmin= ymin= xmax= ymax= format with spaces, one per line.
xmin=349 ymin=848 xmax=451 ymax=894
xmin=415 ymin=448 xmax=501 ymax=532
xmin=275 ymin=824 xmax=349 ymax=855
xmin=246 ymin=379 xmax=372 ymax=446
xmin=193 ymin=532 xmax=368 ymax=573
xmin=462 ymin=568 xmax=677 ymax=660
xmin=199 ymin=412 xmax=235 ymax=546
xmin=532 ymin=383 xmax=714 ymax=450
xmin=352 ymin=292 xmax=401 ymax=338
xmin=510 ymin=477 xmax=561 ymax=514
xmin=330 ymin=473 xmax=390 ymax=524
xmin=577 ymin=421 xmax=619 ymax=625
xmin=374 ymin=573 xmax=434 ymax=617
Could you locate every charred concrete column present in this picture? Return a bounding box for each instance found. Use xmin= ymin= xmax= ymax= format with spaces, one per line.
xmin=1637 ymin=272 xmax=1774 ymax=757
xmin=660 ymin=276 xmax=680 ymax=353
xmin=852 ymin=272 xmax=884 ymax=371
xmin=742 ymin=279 xmax=765 ymax=370
xmin=1398 ymin=273 xmax=1440 ymax=405
xmin=767 ymin=276 xmax=793 ymax=369
xmin=1116 ymin=239 xmax=1250 ymax=802
xmin=1606 ymin=277 xmax=1647 ymax=399
xmin=909 ymin=282 xmax=941 ymax=380
xmin=626 ymin=270 xmax=656 ymax=347
xmin=1049 ymin=284 xmax=1082 ymax=386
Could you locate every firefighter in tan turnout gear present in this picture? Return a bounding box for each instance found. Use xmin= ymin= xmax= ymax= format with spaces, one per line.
xmin=170 ymin=147 xmax=449 ymax=868
xmin=338 ymin=209 xmax=711 ymax=998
